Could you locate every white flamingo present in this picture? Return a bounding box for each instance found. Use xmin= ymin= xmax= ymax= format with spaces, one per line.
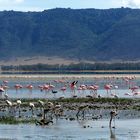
xmin=29 ymin=102 xmax=35 ymax=116
xmin=17 ymin=99 xmax=22 ymax=117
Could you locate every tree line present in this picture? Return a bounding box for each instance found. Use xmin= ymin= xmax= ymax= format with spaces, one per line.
xmin=1 ymin=62 xmax=140 ymax=71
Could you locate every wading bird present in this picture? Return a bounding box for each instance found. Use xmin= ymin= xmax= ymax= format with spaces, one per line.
xmin=17 ymin=99 xmax=22 ymax=117
xmin=0 ymin=87 xmax=5 ymax=98
xmin=109 ymin=110 xmax=117 ymax=128
xmin=29 ymin=102 xmax=35 ymax=117
xmin=5 ymin=100 xmax=13 ymax=115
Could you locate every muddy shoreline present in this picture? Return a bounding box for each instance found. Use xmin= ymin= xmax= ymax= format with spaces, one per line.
xmin=0 ymin=98 xmax=139 ymax=124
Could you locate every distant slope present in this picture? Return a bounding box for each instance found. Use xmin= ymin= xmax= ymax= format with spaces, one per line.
xmin=0 ymin=8 xmax=140 ymax=61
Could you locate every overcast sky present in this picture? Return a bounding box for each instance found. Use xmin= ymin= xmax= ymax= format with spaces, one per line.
xmin=0 ymin=0 xmax=140 ymax=11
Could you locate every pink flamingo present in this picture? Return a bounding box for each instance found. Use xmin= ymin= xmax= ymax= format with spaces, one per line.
xmin=124 ymin=93 xmax=131 ymax=96
xmin=87 ymin=85 xmax=98 ymax=97
xmin=129 ymin=86 xmax=139 ymax=93
xmin=49 ymin=84 xmax=55 ymax=90
xmin=26 ymin=84 xmax=34 ymax=93
xmin=53 ymin=80 xmax=59 ymax=87
xmin=54 ymin=80 xmax=59 ymax=83
xmin=60 ymin=86 xmax=66 ymax=96
xmin=87 ymin=85 xmax=94 ymax=92
xmin=3 ymin=80 xmax=9 ymax=85
xmin=2 ymin=85 xmax=9 ymax=95
xmin=133 ymin=92 xmax=140 ymax=96
xmin=77 ymin=86 xmax=83 ymax=93
xmin=77 ymin=86 xmax=84 ymax=97
xmin=92 ymin=85 xmax=99 ymax=97
xmin=59 ymin=80 xmax=65 ymax=84
xmin=104 ymin=84 xmax=112 ymax=97
xmin=14 ymin=84 xmax=23 ymax=93
xmin=80 ymin=84 xmax=87 ymax=96
xmin=70 ymin=81 xmax=78 ymax=97
xmin=110 ymin=93 xmax=118 ymax=98
xmin=42 ymin=84 xmax=50 ymax=93
xmin=38 ymin=85 xmax=44 ymax=92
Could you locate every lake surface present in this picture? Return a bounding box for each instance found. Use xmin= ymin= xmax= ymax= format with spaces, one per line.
xmin=0 ymin=119 xmax=139 ymax=140
xmin=0 ymin=74 xmax=140 ymax=98
xmin=0 ymin=74 xmax=140 ymax=139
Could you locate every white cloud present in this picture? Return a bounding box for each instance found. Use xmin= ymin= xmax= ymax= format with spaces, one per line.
xmin=11 ymin=6 xmax=44 ymax=12
xmin=0 ymin=0 xmax=25 ymax=11
xmin=0 ymin=0 xmax=45 ymax=12
xmin=0 ymin=0 xmax=24 ymax=5
xmin=15 ymin=0 xmax=24 ymax=4
xmin=122 ymin=0 xmax=140 ymax=8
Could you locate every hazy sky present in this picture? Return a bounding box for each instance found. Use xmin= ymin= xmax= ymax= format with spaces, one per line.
xmin=0 ymin=0 xmax=140 ymax=11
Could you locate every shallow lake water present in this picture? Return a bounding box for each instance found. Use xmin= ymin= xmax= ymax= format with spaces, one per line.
xmin=0 ymin=74 xmax=140 ymax=139
xmin=0 ymin=119 xmax=139 ymax=140
xmin=0 ymin=74 xmax=140 ymax=99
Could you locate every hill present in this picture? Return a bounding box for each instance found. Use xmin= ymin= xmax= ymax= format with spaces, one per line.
xmin=0 ymin=8 xmax=140 ymax=62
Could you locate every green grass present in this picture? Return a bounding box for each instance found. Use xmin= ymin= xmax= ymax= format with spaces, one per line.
xmin=55 ymin=97 xmax=138 ymax=104
xmin=0 ymin=116 xmax=36 ymax=124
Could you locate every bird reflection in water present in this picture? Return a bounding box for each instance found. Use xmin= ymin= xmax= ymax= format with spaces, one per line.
xmin=110 ymin=127 xmax=116 ymax=140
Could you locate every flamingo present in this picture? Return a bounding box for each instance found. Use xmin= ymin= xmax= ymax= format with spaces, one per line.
xmin=133 ymin=92 xmax=140 ymax=96
xmin=2 ymin=85 xmax=9 ymax=93
xmin=14 ymin=84 xmax=23 ymax=93
xmin=77 ymin=86 xmax=83 ymax=92
xmin=38 ymin=100 xmax=45 ymax=107
xmin=26 ymin=84 xmax=34 ymax=93
xmin=47 ymin=101 xmax=54 ymax=108
xmin=60 ymin=86 xmax=66 ymax=95
xmin=5 ymin=100 xmax=13 ymax=115
xmin=113 ymin=85 xmax=119 ymax=96
xmin=79 ymin=84 xmax=87 ymax=96
xmin=109 ymin=110 xmax=117 ymax=128
xmin=124 ymin=93 xmax=131 ymax=96
xmin=70 ymin=81 xmax=78 ymax=97
xmin=4 ymin=93 xmax=9 ymax=99
xmin=38 ymin=85 xmax=43 ymax=92
xmin=17 ymin=99 xmax=22 ymax=105
xmin=38 ymin=100 xmax=45 ymax=117
xmin=6 ymin=100 xmax=12 ymax=107
xmin=92 ymin=85 xmax=99 ymax=97
xmin=17 ymin=99 xmax=22 ymax=117
xmin=49 ymin=84 xmax=55 ymax=89
xmin=129 ymin=86 xmax=139 ymax=93
xmin=104 ymin=84 xmax=112 ymax=97
xmin=29 ymin=102 xmax=35 ymax=116
xmin=3 ymin=80 xmax=9 ymax=85
xmin=0 ymin=87 xmax=5 ymax=98
xmin=87 ymin=85 xmax=94 ymax=96
xmin=54 ymin=104 xmax=63 ymax=118
xmin=110 ymin=93 xmax=119 ymax=98
xmin=42 ymin=84 xmax=50 ymax=93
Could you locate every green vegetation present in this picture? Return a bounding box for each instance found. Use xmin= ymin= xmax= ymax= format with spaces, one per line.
xmin=55 ymin=97 xmax=136 ymax=104
xmin=0 ymin=117 xmax=36 ymax=124
xmin=0 ymin=8 xmax=140 ymax=61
